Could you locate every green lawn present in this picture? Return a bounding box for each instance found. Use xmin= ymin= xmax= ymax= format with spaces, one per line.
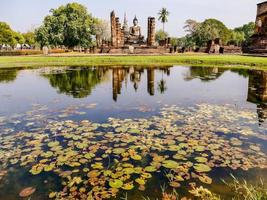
xmin=0 ymin=54 xmax=267 ymax=69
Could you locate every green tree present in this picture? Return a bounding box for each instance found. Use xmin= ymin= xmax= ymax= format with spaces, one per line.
xmin=234 ymin=22 xmax=255 ymax=41
xmin=228 ymin=30 xmax=245 ymax=46
xmin=0 ymin=22 xmax=17 ymax=47
xmin=155 ymin=29 xmax=169 ymax=42
xmin=184 ymin=18 xmax=231 ymax=47
xmin=94 ymin=19 xmax=110 ymax=46
xmin=35 ymin=3 xmax=95 ymax=49
xmin=158 ymin=8 xmax=169 ymax=32
xmin=22 ymin=32 xmax=36 ymax=46
xmin=13 ymin=32 xmax=25 ymax=45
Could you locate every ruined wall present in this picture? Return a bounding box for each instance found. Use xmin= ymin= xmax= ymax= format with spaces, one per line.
xmin=256 ymin=1 xmax=267 ymax=34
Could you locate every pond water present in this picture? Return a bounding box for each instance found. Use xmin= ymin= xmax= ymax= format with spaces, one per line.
xmin=0 ymin=66 xmax=267 ymax=200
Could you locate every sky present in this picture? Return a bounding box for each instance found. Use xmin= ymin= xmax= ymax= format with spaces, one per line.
xmin=0 ymin=0 xmax=264 ymax=37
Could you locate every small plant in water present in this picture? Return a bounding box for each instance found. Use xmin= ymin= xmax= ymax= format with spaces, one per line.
xmin=223 ymin=174 xmax=267 ymax=200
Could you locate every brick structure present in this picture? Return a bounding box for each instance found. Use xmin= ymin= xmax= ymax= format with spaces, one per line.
xmin=147 ymin=17 xmax=156 ymax=46
xmin=248 ymin=1 xmax=267 ymax=54
xmin=107 ymin=11 xmax=174 ymax=54
xmin=110 ymin=11 xmax=117 ymax=47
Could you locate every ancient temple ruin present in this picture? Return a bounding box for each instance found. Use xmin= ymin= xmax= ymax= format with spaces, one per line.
xmin=248 ymin=1 xmax=267 ymax=54
xmin=100 ymin=11 xmax=168 ymax=54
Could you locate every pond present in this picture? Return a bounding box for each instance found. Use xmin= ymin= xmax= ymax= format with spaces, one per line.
xmin=0 ymin=66 xmax=267 ymax=200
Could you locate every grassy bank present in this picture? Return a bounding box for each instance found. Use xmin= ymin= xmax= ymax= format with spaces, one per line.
xmin=0 ymin=54 xmax=267 ymax=69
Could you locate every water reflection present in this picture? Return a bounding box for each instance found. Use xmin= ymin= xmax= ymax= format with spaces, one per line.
xmin=184 ymin=67 xmax=226 ymax=82
xmin=43 ymin=67 xmax=109 ymax=98
xmin=247 ymin=70 xmax=267 ymax=124
xmin=1 ymin=66 xmax=267 ymax=124
xmin=0 ymin=69 xmax=19 ymax=83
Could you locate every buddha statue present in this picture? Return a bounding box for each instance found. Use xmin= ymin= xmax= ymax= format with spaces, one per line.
xmin=127 ymin=16 xmax=144 ymax=44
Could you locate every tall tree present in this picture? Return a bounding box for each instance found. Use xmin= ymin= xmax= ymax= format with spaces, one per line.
xmin=35 ymin=3 xmax=95 ymax=49
xmin=22 ymin=32 xmax=36 ymax=46
xmin=0 ymin=22 xmax=17 ymax=47
xmin=234 ymin=22 xmax=255 ymax=41
xmin=94 ymin=19 xmax=110 ymax=46
xmin=183 ymin=18 xmax=231 ymax=47
xmin=155 ymin=29 xmax=169 ymax=42
xmin=158 ymin=8 xmax=169 ymax=32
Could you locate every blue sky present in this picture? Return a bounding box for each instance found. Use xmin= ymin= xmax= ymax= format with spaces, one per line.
xmin=0 ymin=0 xmax=263 ymax=37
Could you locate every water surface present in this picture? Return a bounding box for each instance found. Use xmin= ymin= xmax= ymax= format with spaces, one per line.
xmin=0 ymin=66 xmax=267 ymax=200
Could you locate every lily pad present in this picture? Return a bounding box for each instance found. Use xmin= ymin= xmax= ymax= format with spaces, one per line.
xmin=193 ymin=164 xmax=211 ymax=173
xmin=162 ymin=160 xmax=179 ymax=169
xmin=109 ymin=179 xmax=123 ymax=189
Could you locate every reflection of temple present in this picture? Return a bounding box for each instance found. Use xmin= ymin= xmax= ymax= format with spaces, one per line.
xmin=247 ymin=70 xmax=267 ymax=124
xmin=130 ymin=68 xmax=143 ymax=91
xmin=112 ymin=68 xmax=129 ymax=101
xmin=111 ymin=67 xmax=171 ymax=101
xmin=248 ymin=1 xmax=267 ymax=54
xmin=147 ymin=69 xmax=155 ymax=95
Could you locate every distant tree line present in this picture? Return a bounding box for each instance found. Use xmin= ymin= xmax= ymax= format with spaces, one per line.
xmin=0 ymin=22 xmax=36 ymax=49
xmin=170 ymin=19 xmax=255 ymax=49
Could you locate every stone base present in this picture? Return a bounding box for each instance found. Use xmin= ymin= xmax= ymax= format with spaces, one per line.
xmin=100 ymin=46 xmax=169 ymax=54
xmin=247 ymin=34 xmax=267 ymax=54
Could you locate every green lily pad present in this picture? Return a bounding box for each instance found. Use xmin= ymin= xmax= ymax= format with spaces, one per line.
xmin=195 ymin=157 xmax=208 ymax=163
xmin=47 ymin=141 xmax=60 ymax=148
xmin=193 ymin=164 xmax=211 ymax=173
xmin=162 ymin=160 xmax=179 ymax=169
xmin=109 ymin=179 xmax=123 ymax=188
xmin=144 ymin=166 xmax=157 ymax=172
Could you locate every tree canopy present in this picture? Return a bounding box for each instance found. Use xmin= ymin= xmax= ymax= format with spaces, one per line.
xmin=0 ymin=22 xmax=25 ymax=47
xmin=22 ymin=32 xmax=36 ymax=46
xmin=155 ymin=29 xmax=169 ymax=42
xmin=234 ymin=22 xmax=255 ymax=41
xmin=183 ymin=18 xmax=254 ymax=48
xmin=158 ymin=8 xmax=170 ymax=32
xmin=35 ymin=3 xmax=96 ymax=48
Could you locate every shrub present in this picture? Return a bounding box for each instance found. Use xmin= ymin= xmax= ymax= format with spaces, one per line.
xmin=0 ymin=50 xmax=42 ymax=56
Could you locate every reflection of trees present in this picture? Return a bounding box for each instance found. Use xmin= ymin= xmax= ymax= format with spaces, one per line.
xmin=184 ymin=67 xmax=226 ymax=82
xmin=43 ymin=67 xmax=108 ymax=98
xmin=157 ymin=68 xmax=169 ymax=94
xmin=157 ymin=79 xmax=167 ymax=94
xmin=230 ymin=69 xmax=249 ymax=78
xmin=247 ymin=70 xmax=267 ymax=125
xmin=0 ymin=69 xmax=18 ymax=83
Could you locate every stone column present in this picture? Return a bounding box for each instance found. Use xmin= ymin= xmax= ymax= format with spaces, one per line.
xmin=147 ymin=17 xmax=156 ymax=46
xmin=147 ymin=68 xmax=155 ymax=96
xmin=110 ymin=11 xmax=117 ymax=47
xmin=115 ymin=18 xmax=122 ymax=47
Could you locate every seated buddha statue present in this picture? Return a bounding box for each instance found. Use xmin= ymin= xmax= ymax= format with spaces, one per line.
xmin=127 ymin=16 xmax=144 ymax=44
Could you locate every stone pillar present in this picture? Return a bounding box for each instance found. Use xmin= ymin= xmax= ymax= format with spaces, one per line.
xmin=147 ymin=68 xmax=155 ymax=96
xmin=115 ymin=17 xmax=122 ymax=47
xmin=147 ymin=17 xmax=156 ymax=46
xmin=110 ymin=11 xmax=117 ymax=47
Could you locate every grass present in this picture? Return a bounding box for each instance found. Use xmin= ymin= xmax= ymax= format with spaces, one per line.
xmin=0 ymin=54 xmax=267 ymax=69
